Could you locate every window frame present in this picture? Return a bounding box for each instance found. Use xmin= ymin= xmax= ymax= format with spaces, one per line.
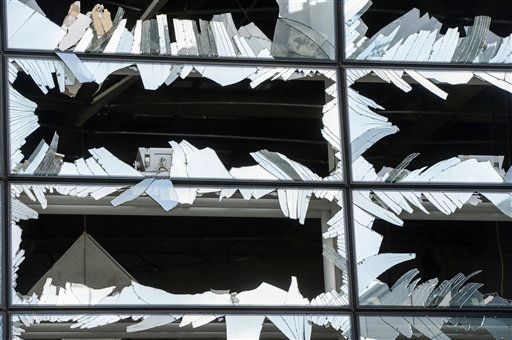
xmin=1 ymin=0 xmax=512 ymax=339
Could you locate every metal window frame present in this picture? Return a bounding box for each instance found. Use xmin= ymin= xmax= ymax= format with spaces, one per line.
xmin=1 ymin=0 xmax=512 ymax=339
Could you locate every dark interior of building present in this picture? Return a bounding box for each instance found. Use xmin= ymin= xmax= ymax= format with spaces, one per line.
xmin=352 ymin=79 xmax=512 ymax=172
xmin=375 ymin=218 xmax=512 ymax=300
xmin=13 ymin=69 xmax=332 ymax=176
xmin=16 ymin=214 xmax=325 ymax=299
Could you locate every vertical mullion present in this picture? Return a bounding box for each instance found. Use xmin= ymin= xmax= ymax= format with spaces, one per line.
xmin=338 ymin=20 xmax=352 ymax=186
xmin=2 ymin=311 xmax=5 ymax=340
xmin=335 ymin=0 xmax=360 ymax=340
xmin=1 ymin=57 xmax=5 ymax=179
xmin=1 ymin=57 xmax=9 ymax=320
xmin=4 ymin=180 xmax=11 ymax=311
xmin=1 ymin=53 xmax=10 ymax=313
xmin=5 ymin=310 xmax=10 ymax=340
xmin=336 ymin=0 xmax=360 ymax=332
xmin=1 ymin=181 xmax=5 ymax=312
xmin=1 ymin=180 xmax=5 ymax=311
xmin=0 ymin=0 xmax=4 ymax=53
xmin=333 ymin=0 xmax=341 ymax=63
xmin=337 ymin=0 xmax=361 ymax=331
xmin=351 ymin=311 xmax=360 ymax=340
xmin=0 ymin=0 xmax=10 ymax=330
xmin=339 ymin=0 xmax=346 ymax=64
xmin=0 ymin=0 xmax=5 ymax=176
xmin=344 ymin=186 xmax=360 ymax=339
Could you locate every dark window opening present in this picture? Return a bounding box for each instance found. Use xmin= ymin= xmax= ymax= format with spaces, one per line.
xmin=16 ymin=214 xmax=325 ymax=300
xmin=13 ymin=69 xmax=332 ymax=176
xmin=373 ymin=218 xmax=512 ymax=300
xmin=352 ymin=78 xmax=512 ymax=172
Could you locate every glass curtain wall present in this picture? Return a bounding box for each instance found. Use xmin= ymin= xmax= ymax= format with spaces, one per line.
xmin=1 ymin=0 xmax=511 ymax=339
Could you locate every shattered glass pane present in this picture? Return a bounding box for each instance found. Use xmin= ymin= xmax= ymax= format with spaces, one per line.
xmin=10 ymin=183 xmax=349 ymax=307
xmin=8 ymin=57 xmax=342 ymax=181
xmin=6 ymin=0 xmax=336 ymax=60
xmin=12 ymin=313 xmax=351 ymax=340
xmin=359 ymin=315 xmax=512 ymax=340
xmin=352 ymin=189 xmax=512 ymax=308
xmin=347 ymin=68 xmax=512 ymax=184
xmin=344 ymin=0 xmax=512 ymax=63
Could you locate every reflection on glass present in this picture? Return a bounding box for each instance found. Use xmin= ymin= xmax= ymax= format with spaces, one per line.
xmin=347 ymin=68 xmax=512 ymax=184
xmin=8 ymin=57 xmax=341 ymax=180
xmin=11 ymin=183 xmax=348 ymax=307
xmin=344 ymin=0 xmax=512 ymax=63
xmin=353 ymin=189 xmax=512 ymax=308
xmin=6 ymin=0 xmax=335 ymax=60
xmin=272 ymin=0 xmax=335 ymax=59
xmin=359 ymin=315 xmax=512 ymax=339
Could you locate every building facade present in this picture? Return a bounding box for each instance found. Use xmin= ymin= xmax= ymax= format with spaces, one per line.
xmin=1 ymin=0 xmax=512 ymax=338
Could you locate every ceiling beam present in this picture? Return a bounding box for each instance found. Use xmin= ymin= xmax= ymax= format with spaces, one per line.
xmin=140 ymin=0 xmax=169 ymax=21
xmin=20 ymin=195 xmax=333 ymax=218
xmin=72 ymin=0 xmax=169 ymax=127
xmin=73 ymin=76 xmax=138 ymax=127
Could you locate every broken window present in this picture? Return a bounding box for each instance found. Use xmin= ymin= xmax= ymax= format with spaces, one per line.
xmin=6 ymin=0 xmax=336 ymax=59
xmin=11 ymin=313 xmax=351 ymax=339
xmin=8 ymin=57 xmax=342 ymax=180
xmin=345 ymin=0 xmax=512 ymax=63
xmin=359 ymin=315 xmax=512 ymax=339
xmin=11 ymin=183 xmax=348 ymax=307
xmin=347 ymin=68 xmax=512 ymax=183
xmin=5 ymin=1 xmax=512 ymax=338
xmin=352 ymin=189 xmax=512 ymax=308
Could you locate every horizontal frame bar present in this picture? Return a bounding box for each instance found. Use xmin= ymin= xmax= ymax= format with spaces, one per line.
xmin=2 ymin=49 xmax=338 ymax=68
xmin=5 ymin=176 xmax=512 ymax=191
xmin=2 ymin=50 xmax=512 ymax=70
xmin=4 ymin=305 xmax=512 ymax=315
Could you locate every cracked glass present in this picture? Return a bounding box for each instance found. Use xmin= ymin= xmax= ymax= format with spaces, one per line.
xmin=10 ymin=183 xmax=349 ymax=307
xmin=6 ymin=0 xmax=336 ymax=60
xmin=347 ymin=68 xmax=512 ymax=184
xmin=8 ymin=57 xmax=342 ymax=182
xmin=344 ymin=0 xmax=512 ymax=64
xmin=352 ymin=189 xmax=512 ymax=308
xmin=11 ymin=313 xmax=351 ymax=339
